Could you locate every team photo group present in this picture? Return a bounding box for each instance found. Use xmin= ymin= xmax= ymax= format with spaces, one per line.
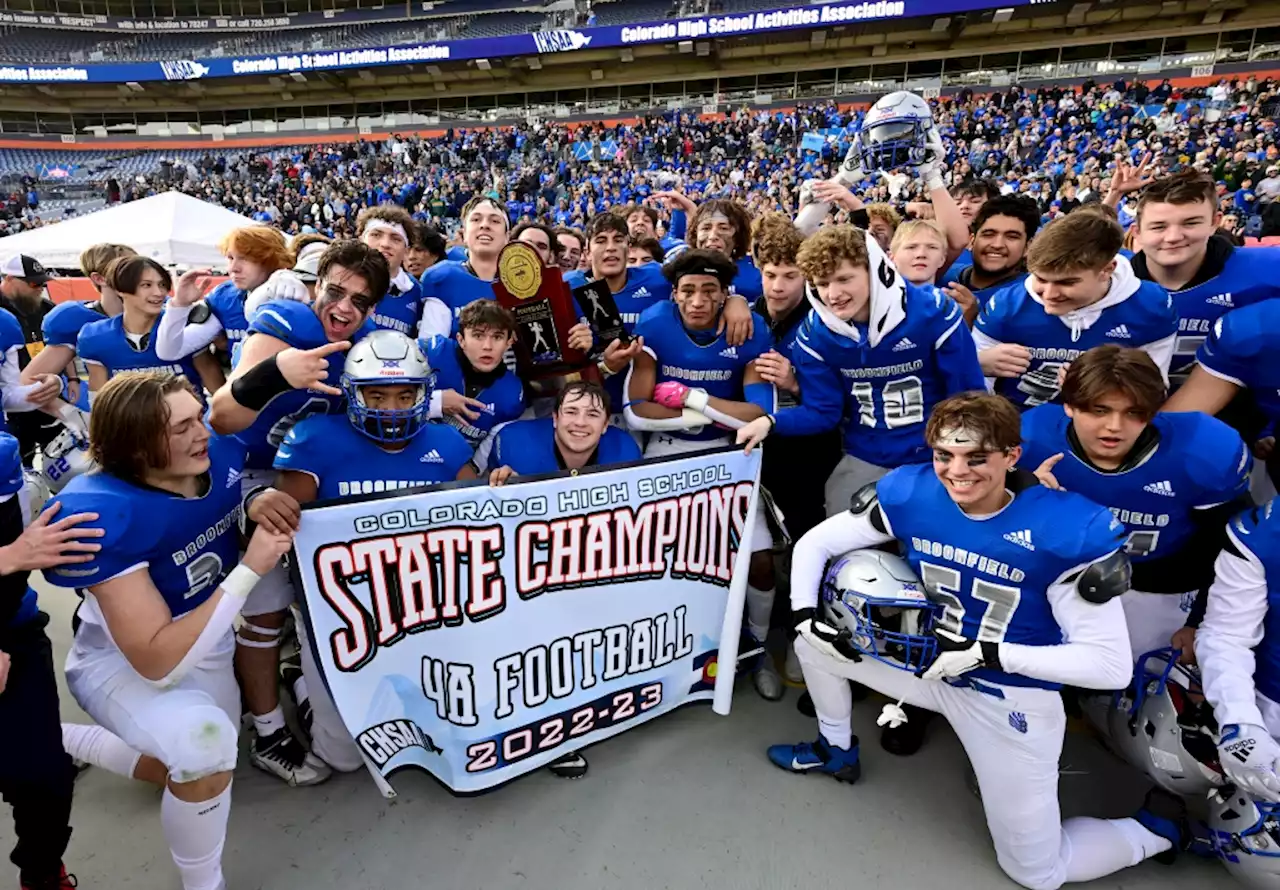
xmin=2 ymin=81 xmax=1280 ymax=890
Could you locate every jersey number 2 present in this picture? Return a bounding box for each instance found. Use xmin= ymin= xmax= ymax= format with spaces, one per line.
xmin=920 ymin=562 xmax=1022 ymax=643
xmin=184 ymin=553 xmax=224 ymax=600
xmin=850 ymin=376 xmax=924 ymax=429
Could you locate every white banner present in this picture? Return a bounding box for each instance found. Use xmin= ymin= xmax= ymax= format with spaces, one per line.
xmin=293 ymin=447 xmax=762 ymax=794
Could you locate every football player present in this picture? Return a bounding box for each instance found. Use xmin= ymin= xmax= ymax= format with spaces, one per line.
xmin=421 ymin=300 xmax=524 ymax=450
xmin=1196 ymin=500 xmax=1280 ymax=807
xmin=76 ymin=257 xmax=213 ymax=399
xmin=418 ymin=195 xmax=511 ymax=339
xmin=478 ymin=379 xmax=642 ymax=778
xmin=512 ymin=221 xmax=564 ymax=268
xmin=1130 ymin=169 xmax=1280 ymax=382
xmin=938 ymin=178 xmax=1002 ymax=285
xmin=737 ymin=224 xmax=984 ymax=519
xmin=626 ymin=201 xmax=687 ymax=255
xmin=946 ymin=195 xmax=1040 ymax=304
xmin=0 ymin=429 xmax=107 ymax=890
xmin=357 ymin=205 xmax=449 ymax=339
xmin=625 ymin=249 xmax=782 ymax=699
xmin=43 ymin=372 xmax=295 ymax=890
xmin=1021 ymin=346 xmax=1252 ymax=658
xmin=161 ymin=225 xmax=292 ymax=362
xmin=770 ymin=392 xmax=1197 ymax=889
xmin=207 ymin=239 xmax=387 ymax=787
xmin=684 ymin=199 xmax=763 ymax=300
xmin=973 ymin=210 xmax=1177 ymax=411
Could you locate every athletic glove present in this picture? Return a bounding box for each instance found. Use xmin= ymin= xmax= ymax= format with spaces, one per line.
xmin=919 ymin=628 xmax=1001 ymax=681
xmin=917 ymin=127 xmax=948 ymax=191
xmin=1219 ymin=724 xmax=1280 ymax=802
xmin=792 ymin=607 xmax=861 ymax=665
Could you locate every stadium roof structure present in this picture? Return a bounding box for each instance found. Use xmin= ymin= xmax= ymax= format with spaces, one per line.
xmin=0 ymin=190 xmax=258 ymax=268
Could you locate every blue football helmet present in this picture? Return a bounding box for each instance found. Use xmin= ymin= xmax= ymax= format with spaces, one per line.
xmin=853 ymin=90 xmax=935 ymax=172
xmin=1209 ymin=784 xmax=1280 ymax=887
xmin=820 ymin=549 xmax=939 ymax=672
xmin=342 ymin=330 xmax=435 ymax=444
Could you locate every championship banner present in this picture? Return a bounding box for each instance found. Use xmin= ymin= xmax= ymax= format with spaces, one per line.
xmin=292 ymin=447 xmax=762 ymax=795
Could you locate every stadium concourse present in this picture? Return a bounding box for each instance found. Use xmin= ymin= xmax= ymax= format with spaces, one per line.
xmin=1 ymin=581 xmax=1232 ymax=890
xmin=3 ymin=75 xmax=1280 ymax=245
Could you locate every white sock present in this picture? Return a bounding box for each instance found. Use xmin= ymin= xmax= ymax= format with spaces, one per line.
xmin=61 ymin=722 xmax=143 ymax=780
xmin=745 ymin=584 xmax=775 ymax=643
xmin=161 ymin=783 xmax=231 ymax=890
xmin=1060 ymin=817 xmax=1171 ymax=883
xmin=252 ymin=706 xmax=286 ymax=738
xmin=292 ymin=674 xmax=309 ymax=706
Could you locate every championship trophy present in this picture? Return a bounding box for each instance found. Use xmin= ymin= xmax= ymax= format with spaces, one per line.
xmin=493 ymin=242 xmax=598 ymax=398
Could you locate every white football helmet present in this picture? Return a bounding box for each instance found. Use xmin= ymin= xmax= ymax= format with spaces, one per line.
xmin=341 ymin=330 xmax=436 ymax=444
xmin=245 ymin=268 xmax=313 ymax=320
xmin=1209 ymin=785 xmax=1280 ymax=887
xmin=820 ymin=549 xmax=940 ymax=672
xmin=1107 ymin=647 xmax=1223 ymax=797
xmin=854 ymin=90 xmax=936 ymax=172
xmin=39 ymin=425 xmax=94 ymax=495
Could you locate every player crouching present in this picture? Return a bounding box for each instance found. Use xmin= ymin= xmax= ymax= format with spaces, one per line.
xmin=769 ymin=392 xmax=1199 ymax=890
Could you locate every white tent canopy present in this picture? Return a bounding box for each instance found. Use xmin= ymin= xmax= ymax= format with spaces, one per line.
xmin=0 ymin=192 xmax=261 ymax=270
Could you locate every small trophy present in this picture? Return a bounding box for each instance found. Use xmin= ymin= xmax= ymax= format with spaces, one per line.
xmin=493 ymin=242 xmax=596 ymax=396
xmin=571 ymin=278 xmax=629 ymax=347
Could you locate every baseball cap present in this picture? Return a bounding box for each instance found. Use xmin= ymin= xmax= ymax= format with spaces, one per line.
xmin=0 ymin=254 xmax=51 ymax=285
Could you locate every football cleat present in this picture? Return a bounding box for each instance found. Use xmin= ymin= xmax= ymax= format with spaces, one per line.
xmin=250 ymin=726 xmax=331 ymax=787
xmin=767 ymin=735 xmax=861 ymax=784
xmin=547 ymin=751 xmax=588 ymax=779
xmin=20 ymin=864 xmax=78 ymax=889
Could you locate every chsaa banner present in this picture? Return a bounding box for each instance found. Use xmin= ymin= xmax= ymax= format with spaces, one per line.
xmin=292 ymin=446 xmax=761 ymax=795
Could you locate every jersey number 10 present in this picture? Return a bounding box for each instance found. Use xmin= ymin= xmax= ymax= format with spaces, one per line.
xmin=850 ymin=376 xmax=925 ymax=429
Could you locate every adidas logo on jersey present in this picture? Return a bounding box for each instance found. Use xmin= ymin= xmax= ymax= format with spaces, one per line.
xmin=892 ymin=338 xmax=916 ymax=352
xmin=1105 ymin=324 xmax=1132 ymax=339
xmin=1142 ymin=480 xmax=1176 ymax=497
xmin=1003 ymin=529 xmax=1035 ymax=551
xmin=1206 ymin=293 xmax=1234 ymax=307
xmin=226 ymin=468 xmax=243 ymax=489
xmin=719 ymin=346 xmax=738 ymax=358
xmin=634 ymin=287 xmax=651 ymax=299
xmin=420 ymin=449 xmax=444 ymax=464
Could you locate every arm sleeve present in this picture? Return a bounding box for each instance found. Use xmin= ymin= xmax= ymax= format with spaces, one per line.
xmin=418 ymin=297 xmax=454 ymax=341
xmin=471 ymin=423 xmax=504 ymax=475
xmin=0 ymin=347 xmax=40 ymax=412
xmin=933 ymin=303 xmax=986 ymax=394
xmin=789 ymin=508 xmax=896 ymax=611
xmin=145 ymin=570 xmax=257 ymax=689
xmin=997 ymin=558 xmax=1134 ymax=690
xmin=1196 ymin=529 xmax=1270 ymax=728
xmin=154 ymin=304 xmax=223 ymax=362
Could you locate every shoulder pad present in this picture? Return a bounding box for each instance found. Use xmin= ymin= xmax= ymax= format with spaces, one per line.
xmin=249 ymin=300 xmax=325 ymax=349
xmin=187 ymin=301 xmax=213 ymax=325
xmin=1006 ymin=467 xmax=1041 ymax=495
xmin=1074 ymin=549 xmax=1131 ymax=604
xmin=848 ymin=481 xmax=888 ymax=534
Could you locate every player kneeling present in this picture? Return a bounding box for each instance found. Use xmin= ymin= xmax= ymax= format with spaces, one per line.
xmin=269 ymin=330 xmax=474 ymax=773
xmin=769 ymin=392 xmax=1197 ymax=890
xmin=44 ymin=373 xmax=295 ymax=890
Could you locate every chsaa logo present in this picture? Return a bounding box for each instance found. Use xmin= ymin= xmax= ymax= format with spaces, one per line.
xmin=531 ymin=30 xmax=592 ymax=53
xmin=160 ymin=60 xmax=209 ymax=81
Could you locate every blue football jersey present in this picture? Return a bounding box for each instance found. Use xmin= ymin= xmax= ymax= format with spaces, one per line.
xmin=632 ymin=300 xmax=772 ymax=442
xmin=1020 ymin=406 xmax=1251 ymax=563
xmin=420 ymin=260 xmax=496 ymax=325
xmin=775 ymin=285 xmax=985 ymax=467
xmin=76 ymin=315 xmax=201 ymax=391
xmin=421 ymin=334 xmax=524 ymax=448
xmin=231 ymin=300 xmax=371 ymax=470
xmin=44 ymin=434 xmax=245 ymax=619
xmin=0 ymin=308 xmax=25 ymax=435
xmin=1224 ymin=502 xmax=1280 ymax=704
xmin=205 ymin=280 xmax=250 ymax=346
xmin=483 ymin=416 xmax=642 ymax=475
xmin=275 ymin=414 xmax=472 ymax=499
xmin=938 ymin=249 xmax=973 ymax=286
xmin=976 ymin=274 xmax=1177 ymax=410
xmin=877 ymin=463 xmax=1127 ymax=690
xmin=42 ymin=299 xmax=108 ymax=349
xmin=371 ymin=273 xmax=425 ymax=336
xmin=731 ymin=256 xmax=763 ymax=300
xmin=1196 ymin=300 xmax=1280 ymax=425
xmin=1165 ymin=246 xmax=1280 ymax=380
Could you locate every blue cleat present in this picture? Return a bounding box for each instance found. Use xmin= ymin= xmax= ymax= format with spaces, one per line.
xmin=766 ymin=735 xmax=861 ymax=784
xmin=1134 ymin=787 xmax=1200 ymax=864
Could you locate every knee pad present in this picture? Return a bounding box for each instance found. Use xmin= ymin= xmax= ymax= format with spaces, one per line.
xmin=145 ymin=693 xmax=239 ymax=782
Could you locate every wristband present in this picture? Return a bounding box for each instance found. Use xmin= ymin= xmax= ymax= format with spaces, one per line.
xmin=221 ymin=563 xmax=262 ymax=604
xmin=766 ymin=414 xmax=777 ymax=430
xmin=230 ymin=354 xmax=291 ymax=411
xmin=597 ymin=359 xmax=617 ymax=379
xmin=239 ymin=485 xmax=269 ymax=536
xmin=684 ymin=388 xmax=710 ymax=413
